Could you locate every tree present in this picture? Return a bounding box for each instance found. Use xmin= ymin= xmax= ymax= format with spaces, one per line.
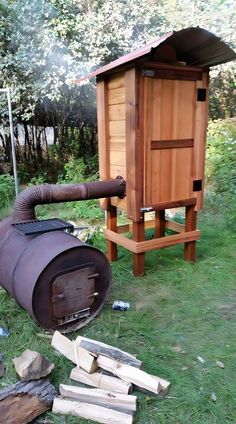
xmin=0 ymin=0 xmax=235 ymax=177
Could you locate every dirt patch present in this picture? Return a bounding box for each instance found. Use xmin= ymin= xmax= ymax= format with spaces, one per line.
xmin=217 ymin=291 xmax=236 ymax=320
xmin=135 ymin=299 xmax=156 ymax=311
xmin=217 ymin=303 xmax=236 ymax=320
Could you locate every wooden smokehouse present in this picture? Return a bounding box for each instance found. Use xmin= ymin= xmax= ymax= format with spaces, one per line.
xmin=79 ymin=27 xmax=236 ymax=276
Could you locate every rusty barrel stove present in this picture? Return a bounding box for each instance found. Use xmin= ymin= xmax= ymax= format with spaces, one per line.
xmin=0 ymin=178 xmax=125 ymax=332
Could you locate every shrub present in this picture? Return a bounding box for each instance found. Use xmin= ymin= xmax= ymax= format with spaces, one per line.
xmin=57 ymin=156 xmax=103 ymax=222
xmin=0 ymin=174 xmax=15 ymax=210
xmin=205 ymin=120 xmax=236 ymax=228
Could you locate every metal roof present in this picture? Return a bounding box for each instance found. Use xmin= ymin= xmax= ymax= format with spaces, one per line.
xmin=76 ymin=27 xmax=236 ymax=83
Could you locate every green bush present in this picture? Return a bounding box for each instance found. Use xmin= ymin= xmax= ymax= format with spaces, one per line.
xmin=205 ymin=120 xmax=236 ymax=227
xmin=57 ymin=156 xmax=103 ymax=222
xmin=0 ymin=174 xmax=15 ymax=210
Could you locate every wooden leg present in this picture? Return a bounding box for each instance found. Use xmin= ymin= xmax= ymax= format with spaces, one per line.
xmin=184 ymin=205 xmax=197 ymax=262
xmin=132 ymin=220 xmax=145 ymax=276
xmin=106 ymin=205 xmax=118 ymax=261
xmin=155 ymin=210 xmax=165 ymax=238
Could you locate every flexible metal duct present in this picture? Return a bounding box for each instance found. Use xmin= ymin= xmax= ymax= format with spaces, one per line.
xmin=13 ymin=177 xmax=125 ymax=222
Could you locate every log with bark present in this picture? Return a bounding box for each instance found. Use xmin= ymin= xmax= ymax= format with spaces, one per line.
xmin=76 ymin=335 xmax=142 ymax=368
xmin=0 ymin=379 xmax=57 ymax=424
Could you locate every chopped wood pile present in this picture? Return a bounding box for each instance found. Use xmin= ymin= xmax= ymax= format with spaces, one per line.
xmin=51 ymin=331 xmax=171 ymax=424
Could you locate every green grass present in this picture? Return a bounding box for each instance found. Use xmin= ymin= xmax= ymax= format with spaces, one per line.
xmin=0 ymin=210 xmax=236 ymax=423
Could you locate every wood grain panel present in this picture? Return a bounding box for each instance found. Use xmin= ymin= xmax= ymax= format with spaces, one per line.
xmin=144 ymin=77 xmax=196 ymax=205
xmin=107 ymin=72 xmax=125 ymax=90
xmin=104 ymin=229 xmax=200 ymax=254
xmin=142 ymin=61 xmax=205 ymax=73
xmin=97 ymin=80 xmax=110 ymax=209
xmin=171 ymin=147 xmax=193 ymax=201
xmin=111 ymin=197 xmax=127 ymax=210
xmin=110 ymin=136 xmax=126 ymax=146
xmin=110 ymin=142 xmax=126 ymax=152
xmin=110 ymin=151 xmax=126 ymax=166
xmin=142 ymin=68 xmax=202 ymax=81
xmin=151 ymin=139 xmax=194 ymax=149
xmin=109 ymin=120 xmax=126 ymax=137
xmin=110 ymin=165 xmax=126 ymax=179
xmin=108 ymin=87 xmax=125 ymax=105
xmin=193 ymin=72 xmax=209 ymax=210
xmin=108 ymin=104 xmax=125 ymax=121
xmin=125 ymin=67 xmax=143 ymax=222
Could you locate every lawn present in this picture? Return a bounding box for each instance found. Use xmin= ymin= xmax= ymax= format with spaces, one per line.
xmin=0 ymin=208 xmax=236 ymax=423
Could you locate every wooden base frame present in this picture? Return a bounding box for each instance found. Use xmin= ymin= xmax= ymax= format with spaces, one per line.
xmin=105 ymin=202 xmax=198 ymax=276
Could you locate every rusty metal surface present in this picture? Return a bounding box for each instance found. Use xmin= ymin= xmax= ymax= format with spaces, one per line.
xmin=13 ymin=178 xmax=126 ymax=222
xmin=76 ymin=27 xmax=236 ymax=83
xmin=0 ymin=177 xmax=125 ymax=332
xmin=0 ymin=221 xmax=112 ymax=332
xmin=52 ymin=267 xmax=95 ymax=318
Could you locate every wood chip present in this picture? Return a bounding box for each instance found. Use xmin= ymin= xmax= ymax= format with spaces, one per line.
xmin=197 ymin=356 xmax=205 ymax=364
xmin=216 ymin=361 xmax=224 ymax=368
xmin=181 ymin=366 xmax=189 ymax=371
xmin=13 ymin=350 xmax=54 ymax=380
xmin=211 ymin=392 xmax=217 ymax=402
xmin=171 ymin=346 xmax=182 ymax=353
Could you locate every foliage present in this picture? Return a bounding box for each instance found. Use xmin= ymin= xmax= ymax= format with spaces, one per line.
xmin=209 ymin=66 xmax=236 ymax=120
xmin=0 ymin=173 xmax=15 ymax=209
xmin=57 ymin=156 xmax=102 ymax=221
xmin=0 ymin=0 xmax=235 ymax=179
xmin=205 ymin=119 xmax=236 ymax=228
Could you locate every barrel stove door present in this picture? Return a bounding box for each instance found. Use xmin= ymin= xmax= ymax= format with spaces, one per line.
xmin=52 ymin=266 xmax=96 ymax=324
xmin=143 ymin=77 xmax=196 ymax=206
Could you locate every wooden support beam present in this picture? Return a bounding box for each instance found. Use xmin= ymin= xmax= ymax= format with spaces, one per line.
xmin=141 ymin=197 xmax=196 ymax=212
xmin=132 ymin=220 xmax=145 ymax=276
xmin=97 ymin=80 xmax=110 ymax=210
xmin=59 ymin=384 xmax=137 ymax=412
xmin=116 ymin=219 xmax=185 ymax=235
xmin=104 ymin=228 xmax=200 ymax=254
xmin=70 ymin=367 xmax=132 ymax=394
xmin=155 ymin=210 xmax=165 ymax=238
xmin=165 ymin=219 xmax=185 ymax=234
xmin=52 ymin=398 xmax=133 ymax=424
xmin=184 ymin=205 xmax=197 ymax=261
xmin=125 ymin=67 xmax=143 ymax=222
xmin=106 ymin=204 xmax=118 ymax=261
